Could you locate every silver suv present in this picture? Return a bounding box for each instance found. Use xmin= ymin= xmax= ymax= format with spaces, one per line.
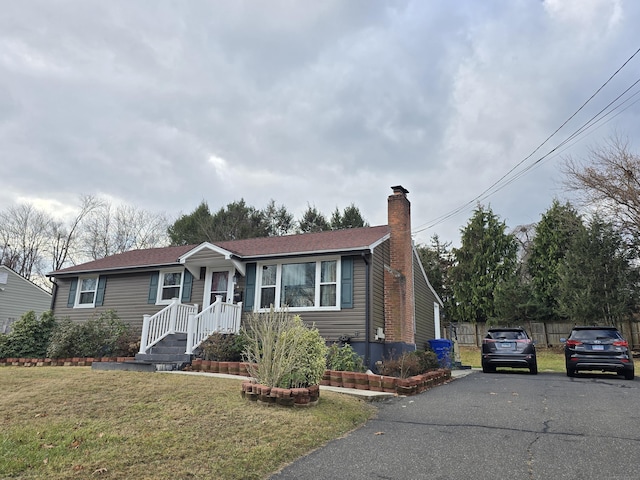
xmin=481 ymin=327 xmax=537 ymax=375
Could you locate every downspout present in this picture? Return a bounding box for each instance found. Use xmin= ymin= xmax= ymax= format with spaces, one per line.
xmin=49 ymin=277 xmax=57 ymax=311
xmin=361 ymin=252 xmax=370 ymax=369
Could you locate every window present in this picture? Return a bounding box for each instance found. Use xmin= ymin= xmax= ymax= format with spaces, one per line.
xmin=158 ymin=270 xmax=182 ymax=303
xmin=260 ymin=265 xmax=277 ymax=309
xmin=77 ymin=277 xmax=98 ymax=307
xmin=257 ymin=258 xmax=340 ymax=310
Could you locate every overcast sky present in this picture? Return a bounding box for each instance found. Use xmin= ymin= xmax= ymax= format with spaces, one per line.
xmin=2 ymin=0 xmax=639 ymax=247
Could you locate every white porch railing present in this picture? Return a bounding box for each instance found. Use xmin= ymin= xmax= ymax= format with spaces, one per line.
xmin=138 ymin=298 xmax=198 ymax=354
xmin=138 ymin=296 xmax=243 ymax=355
xmin=185 ymin=296 xmax=243 ymax=354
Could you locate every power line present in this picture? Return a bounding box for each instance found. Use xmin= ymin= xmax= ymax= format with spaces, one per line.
xmin=413 ymin=47 xmax=640 ymax=235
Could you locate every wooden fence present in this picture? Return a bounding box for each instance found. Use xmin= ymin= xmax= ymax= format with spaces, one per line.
xmin=446 ymin=321 xmax=640 ymax=350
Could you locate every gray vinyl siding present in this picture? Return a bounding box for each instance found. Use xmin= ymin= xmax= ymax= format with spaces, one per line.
xmin=413 ymin=250 xmax=436 ymax=348
xmin=0 ymin=267 xmax=52 ymax=333
xmin=370 ymin=240 xmax=389 ymax=340
xmin=52 ymin=269 xmax=204 ymax=333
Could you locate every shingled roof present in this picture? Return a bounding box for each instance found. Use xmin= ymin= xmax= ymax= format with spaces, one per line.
xmin=48 ymin=225 xmax=391 ymax=276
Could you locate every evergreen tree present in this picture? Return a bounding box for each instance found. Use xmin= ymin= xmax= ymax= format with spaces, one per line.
xmin=527 ymin=200 xmax=584 ymax=321
xmin=263 ymin=199 xmax=295 ymax=236
xmin=450 ymin=205 xmax=518 ymax=323
xmin=298 ymin=204 xmax=330 ymax=233
xmin=416 ymin=235 xmax=454 ymax=319
xmin=330 ymin=204 xmax=369 ymax=230
xmin=557 ymin=216 xmax=638 ymax=324
xmin=168 ymin=201 xmax=214 ymax=245
xmin=208 ymin=199 xmax=269 ymax=241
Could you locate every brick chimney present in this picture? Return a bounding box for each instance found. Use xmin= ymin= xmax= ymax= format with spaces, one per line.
xmin=384 ymin=185 xmax=415 ymax=347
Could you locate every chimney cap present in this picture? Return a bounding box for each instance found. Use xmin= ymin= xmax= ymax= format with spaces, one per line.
xmin=391 ymin=185 xmax=409 ymax=195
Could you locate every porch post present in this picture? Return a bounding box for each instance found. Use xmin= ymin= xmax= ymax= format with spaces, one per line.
xmin=214 ymin=295 xmax=222 ymax=331
xmin=139 ymin=314 xmax=151 ymax=354
xmin=169 ymin=297 xmax=178 ymax=334
xmin=185 ymin=312 xmax=195 ymax=355
xmin=234 ymin=302 xmax=243 ymax=333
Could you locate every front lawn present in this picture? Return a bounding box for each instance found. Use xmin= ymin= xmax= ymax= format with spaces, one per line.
xmin=0 ymin=367 xmax=375 ymax=480
xmin=459 ymin=346 xmax=567 ymax=372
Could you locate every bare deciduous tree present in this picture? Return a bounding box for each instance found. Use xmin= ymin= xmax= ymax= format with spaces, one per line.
xmin=50 ymin=195 xmax=103 ymax=272
xmin=81 ymin=202 xmax=169 ymax=259
xmin=0 ymin=204 xmax=52 ymax=280
xmin=563 ymin=135 xmax=640 ymax=240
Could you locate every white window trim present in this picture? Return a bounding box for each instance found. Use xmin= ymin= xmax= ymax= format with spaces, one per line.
xmin=156 ymin=268 xmax=184 ymax=305
xmin=255 ymin=257 xmax=341 ymax=312
xmin=203 ymin=267 xmax=235 ymax=307
xmin=74 ymin=276 xmax=99 ymax=309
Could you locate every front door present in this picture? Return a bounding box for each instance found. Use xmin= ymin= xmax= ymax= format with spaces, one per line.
xmin=205 ymin=269 xmax=234 ymax=307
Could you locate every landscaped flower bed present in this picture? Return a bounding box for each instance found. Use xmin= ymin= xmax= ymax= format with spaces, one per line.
xmin=321 ymin=368 xmax=451 ymax=396
xmin=241 ymin=381 xmax=320 ymax=407
xmin=0 ymin=356 xmax=133 ymax=367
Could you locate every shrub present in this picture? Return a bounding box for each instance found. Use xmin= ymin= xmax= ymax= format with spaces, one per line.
xmin=0 ymin=310 xmax=57 ymax=358
xmin=242 ymin=308 xmax=328 ymax=388
xmin=377 ymin=349 xmax=440 ymax=378
xmin=326 ymin=343 xmax=364 ymax=372
xmin=415 ymin=350 xmax=440 ymax=372
xmin=46 ymin=310 xmax=132 ymax=358
xmin=199 ymin=332 xmax=247 ymax=361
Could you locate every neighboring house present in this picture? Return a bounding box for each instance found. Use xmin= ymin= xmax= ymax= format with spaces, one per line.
xmin=47 ymin=186 xmax=443 ymax=368
xmin=0 ymin=265 xmax=52 ymax=334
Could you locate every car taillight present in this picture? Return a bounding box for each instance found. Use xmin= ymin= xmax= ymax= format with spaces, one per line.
xmin=613 ymin=340 xmax=628 ymax=347
xmin=566 ymin=339 xmax=582 ymax=347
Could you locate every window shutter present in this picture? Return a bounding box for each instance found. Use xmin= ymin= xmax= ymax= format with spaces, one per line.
xmin=181 ymin=270 xmax=193 ymax=303
xmin=148 ymin=272 xmax=159 ymax=304
xmin=95 ymin=276 xmax=107 ymax=306
xmin=341 ymin=256 xmax=354 ymax=309
xmin=243 ymin=263 xmax=256 ymax=311
xmin=67 ymin=278 xmax=78 ymax=308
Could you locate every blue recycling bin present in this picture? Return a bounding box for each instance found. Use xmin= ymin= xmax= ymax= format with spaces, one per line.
xmin=428 ymin=339 xmax=453 ymax=368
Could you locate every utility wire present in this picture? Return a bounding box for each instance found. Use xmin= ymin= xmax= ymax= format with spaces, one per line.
xmin=413 ymin=47 xmax=640 ymax=235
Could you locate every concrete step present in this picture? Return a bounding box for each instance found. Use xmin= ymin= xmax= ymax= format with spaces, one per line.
xmin=150 ymin=346 xmax=187 ymax=355
xmin=136 ymin=352 xmax=192 ymax=363
xmin=92 ymin=361 xmax=185 ymax=372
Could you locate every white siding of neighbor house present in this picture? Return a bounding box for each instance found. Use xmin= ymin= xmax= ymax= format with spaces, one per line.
xmin=0 ymin=266 xmax=52 ymax=333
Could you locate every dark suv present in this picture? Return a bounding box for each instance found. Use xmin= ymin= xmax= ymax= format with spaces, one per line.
xmin=563 ymin=326 xmax=635 ymax=380
xmin=481 ymin=327 xmax=537 ymax=374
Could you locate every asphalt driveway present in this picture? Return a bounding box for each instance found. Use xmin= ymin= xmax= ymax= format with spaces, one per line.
xmin=270 ymin=370 xmax=640 ymax=480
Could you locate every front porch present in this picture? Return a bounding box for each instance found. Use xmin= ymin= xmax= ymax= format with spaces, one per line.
xmin=132 ymin=296 xmax=243 ymax=369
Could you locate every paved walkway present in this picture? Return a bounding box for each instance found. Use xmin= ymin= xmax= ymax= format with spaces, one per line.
xmin=162 ymin=367 xmax=477 ymax=401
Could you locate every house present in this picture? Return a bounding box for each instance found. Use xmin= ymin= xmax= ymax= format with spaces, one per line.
xmin=47 ymin=186 xmax=443 ymax=368
xmin=0 ymin=265 xmax=52 ymax=334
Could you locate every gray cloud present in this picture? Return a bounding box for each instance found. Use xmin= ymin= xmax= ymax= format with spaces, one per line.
xmin=1 ymin=0 xmax=639 ymax=246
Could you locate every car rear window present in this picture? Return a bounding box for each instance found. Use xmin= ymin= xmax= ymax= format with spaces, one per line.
xmin=569 ymin=329 xmax=622 ymax=341
xmin=487 ymin=330 xmax=527 ymax=340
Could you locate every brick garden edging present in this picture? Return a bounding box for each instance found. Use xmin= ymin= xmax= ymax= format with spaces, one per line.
xmin=0 ymin=357 xmax=134 ymax=367
xmin=2 ymin=357 xmax=452 ymax=398
xmin=322 ymin=368 xmax=451 ymax=396
xmin=241 ymin=381 xmax=320 ymax=407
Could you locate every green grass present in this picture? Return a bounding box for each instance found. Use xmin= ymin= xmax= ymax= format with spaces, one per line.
xmin=460 ymin=345 xmax=566 ymax=372
xmin=0 ymin=367 xmax=375 ymax=480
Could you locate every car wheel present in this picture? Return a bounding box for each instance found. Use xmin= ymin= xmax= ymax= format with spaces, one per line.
xmin=624 ymin=369 xmax=635 ymax=380
xmin=566 ymin=367 xmax=576 ymax=377
xmin=481 ymin=362 xmax=494 ymax=373
xmin=530 ymin=363 xmax=538 ymax=375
